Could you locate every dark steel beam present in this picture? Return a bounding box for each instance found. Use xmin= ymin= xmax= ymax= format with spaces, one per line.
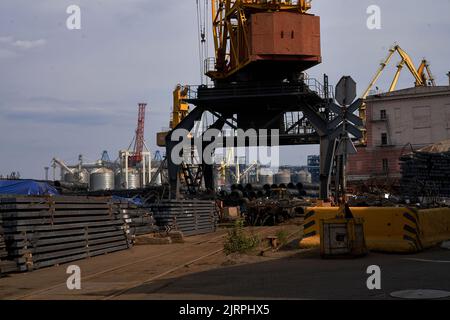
xmin=166 ymin=107 xmax=206 ymax=198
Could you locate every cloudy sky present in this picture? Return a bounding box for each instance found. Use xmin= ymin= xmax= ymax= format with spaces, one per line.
xmin=0 ymin=0 xmax=449 ymax=179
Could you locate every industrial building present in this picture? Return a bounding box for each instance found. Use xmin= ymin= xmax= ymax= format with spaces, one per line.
xmin=348 ymin=84 xmax=450 ymax=182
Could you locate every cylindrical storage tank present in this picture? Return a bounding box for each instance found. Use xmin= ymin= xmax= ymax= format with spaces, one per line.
xmin=114 ymin=172 xmax=122 ymax=190
xmin=300 ymin=170 xmax=312 ymax=184
xmin=305 ymin=171 xmax=312 ymax=184
xmin=115 ymin=170 xmax=141 ymax=190
xmin=292 ymin=171 xmax=312 ymax=184
xmin=77 ymin=169 xmax=90 ymax=185
xmin=259 ymin=174 xmax=274 ymax=185
xmin=292 ymin=172 xmax=303 ymax=184
xmin=64 ymin=170 xmax=90 ymax=185
xmin=274 ymin=171 xmax=291 ymax=185
xmin=127 ymin=172 xmax=140 ymax=189
xmin=64 ymin=172 xmax=76 ymax=183
xmin=90 ymin=168 xmax=115 ymax=191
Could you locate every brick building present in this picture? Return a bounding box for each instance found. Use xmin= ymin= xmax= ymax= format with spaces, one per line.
xmin=347 ymin=85 xmax=450 ymax=182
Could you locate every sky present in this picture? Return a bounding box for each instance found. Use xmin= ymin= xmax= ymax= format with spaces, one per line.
xmin=0 ymin=0 xmax=449 ymax=179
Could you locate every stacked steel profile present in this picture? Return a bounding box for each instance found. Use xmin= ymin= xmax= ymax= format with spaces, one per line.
xmin=0 ymin=213 xmax=17 ymax=275
xmin=0 ymin=196 xmax=215 ymax=273
xmin=121 ymin=205 xmax=158 ymax=238
xmin=150 ymin=200 xmax=217 ymax=236
xmin=0 ymin=215 xmax=6 ymax=259
xmin=400 ymin=150 xmax=450 ymax=200
xmin=0 ymin=196 xmax=131 ymax=272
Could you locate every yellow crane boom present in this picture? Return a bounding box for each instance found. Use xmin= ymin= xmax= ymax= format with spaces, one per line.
xmin=362 ymin=45 xmax=435 ymax=99
xmin=359 ymin=44 xmax=435 ymax=145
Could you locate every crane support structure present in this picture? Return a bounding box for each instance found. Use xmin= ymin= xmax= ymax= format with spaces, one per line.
xmin=157 ymin=85 xmax=190 ymax=147
xmin=165 ymin=1 xmax=363 ymax=200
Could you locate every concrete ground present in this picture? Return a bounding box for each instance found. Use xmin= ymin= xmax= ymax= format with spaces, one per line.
xmin=0 ymin=221 xmax=449 ymax=300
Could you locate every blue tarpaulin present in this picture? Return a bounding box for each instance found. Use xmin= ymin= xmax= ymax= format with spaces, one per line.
xmin=0 ymin=180 xmax=59 ymax=196
xmin=112 ymin=195 xmax=144 ymax=207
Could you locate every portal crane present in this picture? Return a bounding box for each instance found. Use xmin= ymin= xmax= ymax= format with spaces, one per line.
xmin=166 ymin=0 xmax=335 ymax=199
xmin=359 ymin=45 xmax=435 ymax=145
xmin=362 ymin=45 xmax=435 ymax=99
xmin=129 ymin=103 xmax=147 ymax=166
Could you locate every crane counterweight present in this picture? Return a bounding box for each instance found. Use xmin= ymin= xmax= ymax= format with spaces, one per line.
xmin=208 ymin=0 xmax=321 ymax=82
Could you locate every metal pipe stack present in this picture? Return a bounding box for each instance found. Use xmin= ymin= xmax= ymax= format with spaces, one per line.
xmin=400 ymin=151 xmax=450 ymax=200
xmin=121 ymin=207 xmax=158 ymax=238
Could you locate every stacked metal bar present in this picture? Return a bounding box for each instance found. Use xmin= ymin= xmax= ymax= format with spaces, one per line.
xmin=400 ymin=151 xmax=450 ymax=199
xmin=0 ymin=214 xmax=6 ymax=260
xmin=150 ymin=200 xmax=218 ymax=236
xmin=0 ymin=196 xmax=130 ymax=272
xmin=121 ymin=206 xmax=158 ymax=238
xmin=0 ymin=213 xmax=18 ymax=275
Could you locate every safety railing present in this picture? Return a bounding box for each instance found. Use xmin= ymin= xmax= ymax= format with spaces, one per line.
xmin=185 ymin=77 xmax=334 ymax=101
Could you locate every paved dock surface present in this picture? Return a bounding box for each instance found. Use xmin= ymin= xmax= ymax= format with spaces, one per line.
xmin=0 ymin=223 xmax=449 ymax=300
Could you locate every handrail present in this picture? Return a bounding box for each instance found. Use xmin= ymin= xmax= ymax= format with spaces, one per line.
xmin=184 ymin=77 xmax=333 ymax=101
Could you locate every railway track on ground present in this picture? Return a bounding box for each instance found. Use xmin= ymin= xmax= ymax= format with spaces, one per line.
xmin=14 ymin=231 xmax=227 ymax=300
xmin=15 ymin=226 xmax=282 ymax=300
xmin=102 ymin=226 xmax=281 ymax=300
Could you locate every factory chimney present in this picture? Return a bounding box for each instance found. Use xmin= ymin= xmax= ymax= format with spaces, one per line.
xmin=447 ymin=72 xmax=450 ymax=86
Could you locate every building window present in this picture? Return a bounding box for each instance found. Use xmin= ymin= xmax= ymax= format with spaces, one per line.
xmin=382 ymin=159 xmax=389 ymax=173
xmin=381 ymin=133 xmax=388 ymax=146
xmin=380 ymin=109 xmax=387 ymax=120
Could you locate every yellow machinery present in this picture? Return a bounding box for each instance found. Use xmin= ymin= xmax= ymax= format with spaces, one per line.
xmin=304 ymin=206 xmax=450 ymax=254
xmin=359 ymin=45 xmax=436 ymax=145
xmin=157 ymin=85 xmax=190 ymax=147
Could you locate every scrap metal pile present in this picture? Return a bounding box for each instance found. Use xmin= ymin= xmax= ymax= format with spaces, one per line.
xmin=246 ymin=195 xmax=307 ymax=226
xmin=400 ymin=142 xmax=450 ymax=202
xmin=220 ymin=184 xmax=314 ymax=225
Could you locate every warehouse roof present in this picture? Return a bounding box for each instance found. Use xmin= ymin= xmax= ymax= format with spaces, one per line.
xmin=367 ymin=85 xmax=450 ymax=100
xmin=418 ymin=140 xmax=450 ymax=153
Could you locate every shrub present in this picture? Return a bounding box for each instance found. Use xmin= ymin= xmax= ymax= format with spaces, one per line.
xmin=276 ymin=230 xmax=289 ymax=247
xmin=223 ymin=220 xmax=259 ymax=255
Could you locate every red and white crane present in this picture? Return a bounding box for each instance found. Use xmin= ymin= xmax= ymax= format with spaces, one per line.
xmin=129 ymin=103 xmax=147 ymax=166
